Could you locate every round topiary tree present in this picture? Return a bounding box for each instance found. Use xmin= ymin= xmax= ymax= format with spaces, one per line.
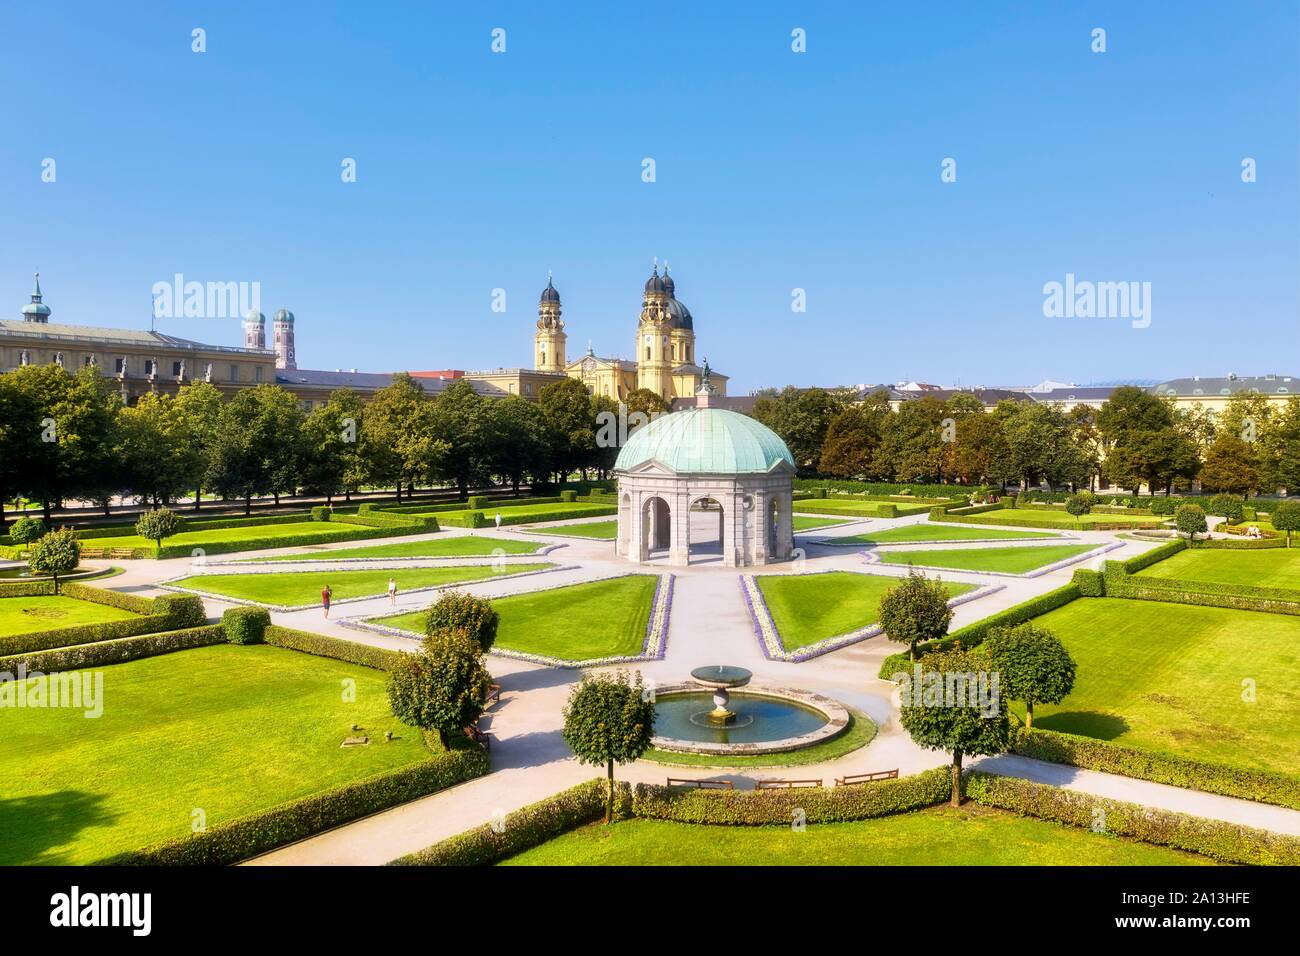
xmin=880 ymin=567 xmax=954 ymax=661
xmin=1272 ymin=501 xmax=1300 ymax=548
xmin=562 ymin=670 xmax=655 ymax=823
xmin=135 ymin=508 xmax=185 ymax=553
xmin=425 ymin=590 xmax=499 ymax=653
xmin=984 ymin=623 xmax=1076 ymax=728
xmin=27 ymin=527 xmax=81 ymax=593
xmin=1149 ymin=497 xmax=1178 ymax=516
xmin=1208 ymin=494 xmax=1244 ymax=522
xmin=898 ymin=647 xmax=1010 ymax=806
xmin=1176 ymin=504 xmax=1208 ymax=544
xmin=9 ymin=515 xmax=46 ymax=546
xmin=387 ymin=628 xmax=491 ymax=750
xmin=1065 ymin=494 xmax=1091 ymax=516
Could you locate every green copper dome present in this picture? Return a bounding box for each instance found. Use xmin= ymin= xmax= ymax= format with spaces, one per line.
xmin=614 ymin=408 xmax=795 ymax=475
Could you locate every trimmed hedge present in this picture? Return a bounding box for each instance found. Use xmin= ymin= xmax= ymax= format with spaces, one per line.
xmin=264 ymin=624 xmax=404 ymax=671
xmin=0 ymin=624 xmax=227 ymax=673
xmin=437 ymin=504 xmax=617 ymax=529
xmin=1072 ymin=568 xmax=1104 ymax=596
xmin=631 ymin=767 xmax=951 ymax=825
xmin=878 ymin=583 xmax=1082 ymax=679
xmin=73 ymin=512 xmax=314 ymax=540
xmin=392 ymin=778 xmax=623 ymax=866
xmin=150 ymin=520 xmax=425 ymax=558
xmin=1203 ymin=535 xmax=1285 ymax=550
xmin=0 ymin=585 xmax=208 ymax=657
xmin=932 ymin=509 xmax=1163 ymax=532
xmin=105 ymin=746 xmax=491 ymax=866
xmin=1013 ymin=726 xmax=1300 ymax=811
xmin=965 ymin=772 xmax=1300 ymax=866
xmin=310 ymin=506 xmax=332 ymax=521
xmin=0 ymin=580 xmax=56 ymax=598
xmin=222 ymin=606 xmax=271 ymax=645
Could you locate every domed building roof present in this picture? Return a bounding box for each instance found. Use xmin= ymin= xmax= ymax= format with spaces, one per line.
xmin=22 ymin=273 xmax=51 ymax=320
xmin=661 ymin=270 xmax=675 ymax=297
xmin=665 ymin=297 xmax=693 ymax=330
xmin=245 ymin=310 xmax=265 ymax=324
xmin=540 ymin=275 xmax=560 ymax=305
xmin=614 ymin=408 xmax=795 ymax=475
xmin=274 ymin=308 xmax=295 ymax=323
xmin=644 ymin=267 xmax=665 ymax=294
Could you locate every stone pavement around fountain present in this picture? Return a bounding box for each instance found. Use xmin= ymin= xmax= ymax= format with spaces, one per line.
xmin=79 ymin=509 xmax=1300 ymax=865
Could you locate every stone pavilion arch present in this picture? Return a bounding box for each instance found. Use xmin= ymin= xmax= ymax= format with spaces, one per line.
xmin=612 ymin=384 xmax=796 ymax=568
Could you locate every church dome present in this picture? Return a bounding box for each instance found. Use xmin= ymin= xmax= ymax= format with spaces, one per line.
xmin=665 ymin=297 xmax=693 ymax=330
xmin=614 ymin=408 xmax=794 ymax=475
xmin=540 ymin=276 xmax=560 ymax=305
xmin=661 ymin=271 xmax=675 ymax=297
xmin=644 ymin=268 xmax=665 ymax=294
xmin=245 ymin=310 xmax=265 ymax=324
xmin=274 ymin=308 xmax=295 ymax=324
xmin=22 ymin=273 xmax=51 ymax=319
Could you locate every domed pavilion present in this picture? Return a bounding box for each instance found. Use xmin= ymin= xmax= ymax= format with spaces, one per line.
xmin=613 ymin=366 xmax=796 ymax=566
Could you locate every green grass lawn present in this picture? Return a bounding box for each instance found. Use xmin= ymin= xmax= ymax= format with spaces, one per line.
xmin=1026 ymin=597 xmax=1300 ymax=776
xmin=373 ymin=575 xmax=659 ymax=661
xmin=644 ymin=709 xmax=876 ymax=768
xmin=792 ymin=515 xmax=854 ymax=532
xmin=792 ymin=499 xmax=911 ymax=518
xmin=171 ymin=564 xmax=551 ymax=606
xmin=1136 ymin=546 xmax=1300 ymax=591
xmin=245 ymin=535 xmax=546 ymax=561
xmin=500 ymin=805 xmax=1210 ymax=866
xmin=875 ymin=544 xmax=1095 ymax=574
xmin=536 ymin=520 xmax=618 ymax=539
xmin=0 ymin=595 xmax=141 ymax=638
xmin=80 ymin=519 xmax=375 ymax=551
xmin=415 ymin=501 xmax=615 ymax=523
xmin=950 ymin=509 xmax=1160 ymax=530
xmin=829 ymin=523 xmax=1059 ymax=545
xmin=0 ymin=644 xmax=434 ymax=865
xmin=756 ymin=572 xmax=974 ymax=650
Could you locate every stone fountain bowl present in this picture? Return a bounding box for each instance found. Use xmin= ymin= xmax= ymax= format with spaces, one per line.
xmin=650 ymin=681 xmax=850 ymax=756
xmin=688 ymin=665 xmax=753 ymax=689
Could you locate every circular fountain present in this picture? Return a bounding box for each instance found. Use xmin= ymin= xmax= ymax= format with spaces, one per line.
xmin=651 ymin=665 xmax=850 ymax=756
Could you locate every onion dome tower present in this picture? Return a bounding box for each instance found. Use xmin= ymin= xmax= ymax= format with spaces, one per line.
xmin=272 ymin=308 xmax=296 ymax=370
xmin=534 ymin=273 xmax=567 ymax=373
xmin=243 ymin=310 xmax=266 ymax=350
xmin=22 ymin=273 xmax=51 ymax=323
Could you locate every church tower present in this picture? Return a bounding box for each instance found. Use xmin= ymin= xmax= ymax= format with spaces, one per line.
xmin=534 ymin=275 xmax=566 ymax=372
xmin=635 ymin=263 xmax=673 ymax=400
xmin=243 ymin=310 xmax=266 ymax=350
xmin=662 ymin=262 xmax=696 ymax=369
xmin=272 ymin=309 xmax=296 ymax=370
xmin=21 ymin=273 xmax=51 ymax=323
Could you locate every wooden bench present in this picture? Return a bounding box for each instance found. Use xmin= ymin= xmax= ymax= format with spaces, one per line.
xmin=486 ymin=683 xmax=502 ymax=706
xmin=833 ymin=769 xmax=899 ymax=787
xmin=666 ymin=778 xmax=733 ymax=790
xmin=754 ymin=778 xmax=822 ymax=790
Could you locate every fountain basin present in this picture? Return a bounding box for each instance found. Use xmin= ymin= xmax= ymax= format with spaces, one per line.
xmin=651 ymin=682 xmax=850 ymax=756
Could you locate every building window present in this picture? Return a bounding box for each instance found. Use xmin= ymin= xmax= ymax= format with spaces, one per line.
xmin=254 ymin=366 xmax=263 ymax=382
xmin=172 ymin=360 xmax=183 ymax=377
xmin=144 ymin=359 xmax=156 ymax=376
xmin=115 ymin=357 xmax=126 ymax=374
xmin=230 ymin=364 xmax=239 ymax=382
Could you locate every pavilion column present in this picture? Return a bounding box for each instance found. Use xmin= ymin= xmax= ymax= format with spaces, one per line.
xmin=751 ymin=492 xmax=769 ymax=565
xmin=669 ymin=491 xmax=689 ymax=566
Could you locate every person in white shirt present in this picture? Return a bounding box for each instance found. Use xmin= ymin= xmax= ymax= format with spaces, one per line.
xmin=387 ymin=577 xmax=397 ymax=605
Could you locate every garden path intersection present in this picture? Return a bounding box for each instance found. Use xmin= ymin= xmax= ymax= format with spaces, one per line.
xmin=86 ymin=510 xmax=1300 ymax=865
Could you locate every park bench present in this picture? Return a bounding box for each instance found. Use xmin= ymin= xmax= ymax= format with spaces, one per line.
xmin=666 ymin=777 xmax=733 ymax=790
xmin=833 ymin=769 xmax=899 ymax=787
xmin=754 ymin=778 xmax=822 ymax=790
xmin=486 ymin=683 xmax=502 ymax=707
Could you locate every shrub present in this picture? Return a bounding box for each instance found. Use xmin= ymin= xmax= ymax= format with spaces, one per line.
xmin=265 ymin=625 xmax=403 ymax=670
xmin=1175 ymin=504 xmax=1208 ymax=542
xmin=466 ymin=495 xmax=489 ymax=510
xmin=0 ymin=625 xmax=227 ymax=673
xmin=392 ymin=778 xmax=620 ymax=866
xmin=223 ymin=606 xmax=271 ymax=644
xmin=425 ymin=590 xmax=499 ymax=652
xmin=1072 ymin=568 xmax=1104 ymax=596
xmin=1148 ymin=496 xmax=1178 ymax=516
xmin=9 ymin=516 xmax=45 ymax=545
xmin=151 ymin=593 xmax=208 ymax=628
xmin=134 ymin=508 xmax=185 ymax=550
xmin=965 ymin=772 xmax=1300 ymax=866
xmin=28 ymin=528 xmax=81 ymax=592
xmin=1207 ymin=494 xmax=1244 ymax=521
xmin=388 ymin=629 xmax=490 ymax=749
xmin=107 ymin=748 xmax=489 ymax=866
xmin=1064 ymin=492 xmax=1093 ymax=516
xmin=310 ymin=505 xmax=332 ymax=521
xmin=812 ymin=487 xmax=828 ymax=499
xmin=559 ymin=490 xmax=578 ymax=503
xmin=984 ymin=624 xmax=1076 ymax=728
xmin=1012 ymin=726 xmax=1300 ymax=811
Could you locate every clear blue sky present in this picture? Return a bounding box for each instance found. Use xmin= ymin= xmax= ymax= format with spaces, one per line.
xmin=2 ymin=1 xmax=1296 ymax=392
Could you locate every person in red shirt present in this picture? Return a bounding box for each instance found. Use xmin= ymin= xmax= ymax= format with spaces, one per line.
xmin=321 ymin=583 xmax=333 ymax=619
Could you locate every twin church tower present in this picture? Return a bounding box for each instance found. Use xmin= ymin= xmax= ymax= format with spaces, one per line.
xmin=533 ymin=263 xmax=726 ymax=403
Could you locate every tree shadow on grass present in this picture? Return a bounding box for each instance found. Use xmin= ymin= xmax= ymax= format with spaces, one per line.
xmin=1035 ymin=711 xmax=1130 ymax=741
xmin=0 ymin=790 xmax=118 ymax=865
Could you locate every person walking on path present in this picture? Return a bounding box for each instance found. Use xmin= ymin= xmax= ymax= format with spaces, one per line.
xmin=387 ymin=576 xmax=398 ymax=606
xmin=322 ymin=583 xmax=333 ymax=619
xmin=495 ymin=512 xmax=502 ymax=529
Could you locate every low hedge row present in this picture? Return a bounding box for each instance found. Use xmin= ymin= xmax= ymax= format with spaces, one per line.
xmin=222 ymin=606 xmax=271 ymax=645
xmin=264 ymin=624 xmax=404 ymax=671
xmin=0 ymin=580 xmax=56 ymax=598
xmin=151 ymin=521 xmax=407 ymax=558
xmin=0 ymin=586 xmax=207 ymax=657
xmin=794 ymin=501 xmax=900 ymax=519
xmin=631 ymin=767 xmax=951 ymax=825
xmin=345 ymin=511 xmax=438 ymax=533
xmin=932 ymin=510 xmax=1163 ymax=531
xmin=878 ymin=583 xmax=1082 ymax=679
xmin=360 ymin=496 xmax=553 ymax=517
xmin=438 ymin=504 xmax=617 ymax=529
xmin=106 ymin=747 xmax=491 ymax=866
xmin=72 ymin=511 xmax=314 ymax=540
xmin=1203 ymin=535 xmax=1286 ymax=550
xmin=964 ymin=772 xmax=1300 ymax=866
xmin=1108 ymin=580 xmax=1300 ymax=616
xmin=793 ymin=478 xmax=968 ymax=500
xmin=0 ymin=624 xmax=227 ymax=673
xmin=1012 ymin=727 xmax=1300 ymax=811
xmin=391 ymin=778 xmax=622 ymax=866
xmin=1115 ymin=538 xmax=1185 ymax=573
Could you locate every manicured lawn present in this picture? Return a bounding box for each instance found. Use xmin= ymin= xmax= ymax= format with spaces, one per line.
xmin=947 ymin=509 xmax=1160 ymax=530
xmin=537 ymin=520 xmax=618 ymax=539
xmin=875 ymin=544 xmax=1095 ymax=574
xmin=0 ymin=595 xmax=141 ymax=638
xmin=793 ymin=499 xmax=917 ymax=518
xmin=374 ymin=575 xmax=659 ymax=661
xmin=756 ymin=572 xmax=974 ymax=650
xmin=415 ymin=502 xmax=616 ymax=523
xmin=0 ymin=644 xmax=434 ymax=865
xmin=830 ymin=523 xmax=1058 ymax=545
xmin=792 ymin=515 xmax=854 ymax=532
xmin=1027 ymin=597 xmax=1300 ymax=776
xmin=80 ymin=519 xmax=375 ymax=551
xmin=171 ymin=564 xmax=551 ymax=606
xmin=645 ymin=709 xmax=876 ymax=768
xmin=500 ymin=805 xmax=1209 ymax=866
xmin=245 ymin=535 xmax=546 ymax=561
xmin=1136 ymin=547 xmax=1300 ymax=592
